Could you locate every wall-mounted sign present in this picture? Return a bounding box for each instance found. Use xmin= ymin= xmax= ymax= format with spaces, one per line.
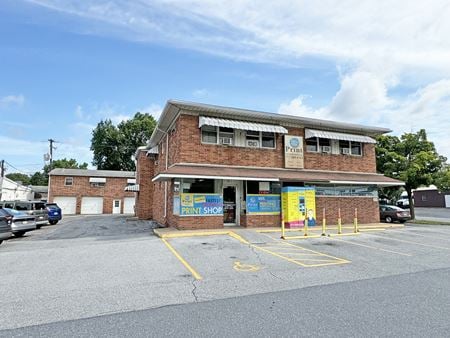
xmin=284 ymin=135 xmax=304 ymax=169
xmin=281 ymin=187 xmax=316 ymax=227
xmin=246 ymin=194 xmax=281 ymax=215
xmin=180 ymin=193 xmax=223 ymax=216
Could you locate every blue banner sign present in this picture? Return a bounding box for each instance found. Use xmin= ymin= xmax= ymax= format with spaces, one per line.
xmin=246 ymin=194 xmax=281 ymax=215
xmin=180 ymin=194 xmax=223 ymax=216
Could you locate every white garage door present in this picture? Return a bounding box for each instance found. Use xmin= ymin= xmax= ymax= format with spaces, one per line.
xmin=81 ymin=197 xmax=104 ymax=214
xmin=53 ymin=196 xmax=77 ymax=215
xmin=123 ymin=197 xmax=135 ymax=214
xmin=445 ymin=195 xmax=450 ymax=208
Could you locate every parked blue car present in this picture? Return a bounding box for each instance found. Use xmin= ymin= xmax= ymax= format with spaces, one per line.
xmin=45 ymin=203 xmax=62 ymax=225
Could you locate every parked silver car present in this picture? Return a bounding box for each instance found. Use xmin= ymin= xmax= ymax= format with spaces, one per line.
xmin=0 ymin=209 xmax=12 ymax=245
xmin=0 ymin=208 xmax=36 ymax=237
xmin=0 ymin=201 xmax=48 ymax=228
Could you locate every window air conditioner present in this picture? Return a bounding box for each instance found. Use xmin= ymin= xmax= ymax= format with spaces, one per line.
xmin=220 ymin=137 xmax=233 ymax=145
xmin=246 ymin=140 xmax=260 ymax=147
xmin=322 ymin=146 xmax=331 ymax=153
xmin=342 ymin=148 xmax=350 ymax=155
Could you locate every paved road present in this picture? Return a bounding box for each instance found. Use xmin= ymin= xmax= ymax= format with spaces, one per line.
xmin=415 ymin=207 xmax=450 ymax=222
xmin=2 ymin=267 xmax=449 ymax=337
xmin=2 ymin=217 xmax=450 ymax=336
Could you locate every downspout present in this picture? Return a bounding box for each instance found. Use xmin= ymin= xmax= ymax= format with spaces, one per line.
xmin=164 ymin=132 xmax=169 ymax=219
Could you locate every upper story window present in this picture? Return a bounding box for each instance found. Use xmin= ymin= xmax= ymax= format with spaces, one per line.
xmin=201 ymin=125 xmax=217 ymax=144
xmin=201 ymin=126 xmax=275 ymax=149
xmin=64 ymin=177 xmax=73 ymax=186
xmin=306 ymin=138 xmax=331 ymax=153
xmin=218 ymin=127 xmax=234 ymax=145
xmin=340 ymin=140 xmax=362 ymax=156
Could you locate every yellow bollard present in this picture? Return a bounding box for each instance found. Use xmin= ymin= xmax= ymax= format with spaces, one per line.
xmin=322 ymin=208 xmax=326 ymax=236
xmin=338 ymin=208 xmax=342 ymax=234
xmin=304 ymin=217 xmax=308 ymax=237
xmin=281 ymin=213 xmax=285 ymax=239
xmin=354 ymin=208 xmax=359 ymax=233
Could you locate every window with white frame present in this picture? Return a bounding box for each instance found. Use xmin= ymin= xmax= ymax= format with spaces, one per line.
xmin=261 ymin=132 xmax=275 ymax=148
xmin=218 ymin=127 xmax=234 ymax=145
xmin=340 ymin=140 xmax=362 ymax=155
xmin=306 ymin=137 xmax=331 ymax=153
xmin=64 ymin=177 xmax=73 ymax=186
xmin=201 ymin=125 xmax=217 ymax=144
xmin=246 ymin=130 xmax=260 ymax=147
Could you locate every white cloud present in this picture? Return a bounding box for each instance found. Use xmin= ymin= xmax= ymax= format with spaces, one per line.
xmin=139 ymin=104 xmax=163 ymax=120
xmin=192 ymin=88 xmax=209 ymax=98
xmin=0 ymin=94 xmax=25 ymax=107
xmin=109 ymin=114 xmax=131 ymax=125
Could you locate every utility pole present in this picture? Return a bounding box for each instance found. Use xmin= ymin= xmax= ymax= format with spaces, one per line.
xmin=48 ymin=139 xmax=56 ymax=171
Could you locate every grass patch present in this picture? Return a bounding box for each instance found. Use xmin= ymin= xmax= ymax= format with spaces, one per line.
xmin=408 ymin=219 xmax=450 ymax=226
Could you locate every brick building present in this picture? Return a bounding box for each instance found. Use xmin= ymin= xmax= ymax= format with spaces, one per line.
xmin=135 ymin=100 xmax=403 ymax=229
xmin=48 ymin=168 xmax=136 ymax=215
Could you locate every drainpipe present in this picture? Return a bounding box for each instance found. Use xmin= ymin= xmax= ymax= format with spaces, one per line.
xmin=164 ymin=132 xmax=169 ymax=219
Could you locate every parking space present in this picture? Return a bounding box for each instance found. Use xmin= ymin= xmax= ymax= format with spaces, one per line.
xmin=158 ymin=224 xmax=450 ymax=285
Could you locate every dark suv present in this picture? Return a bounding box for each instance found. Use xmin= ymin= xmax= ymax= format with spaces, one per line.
xmin=0 ymin=201 xmax=49 ymax=228
xmin=0 ymin=208 xmax=12 ymax=245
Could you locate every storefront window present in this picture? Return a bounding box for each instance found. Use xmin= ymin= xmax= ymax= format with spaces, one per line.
xmin=246 ymin=181 xmax=281 ymax=195
xmin=181 ymin=179 xmax=215 ymax=193
xmin=309 ymin=184 xmax=378 ymax=197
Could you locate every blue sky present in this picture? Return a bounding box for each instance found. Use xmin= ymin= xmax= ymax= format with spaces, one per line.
xmin=1 ymin=0 xmax=450 ymax=175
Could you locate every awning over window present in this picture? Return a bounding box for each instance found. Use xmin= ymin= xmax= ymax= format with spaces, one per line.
xmin=89 ymin=177 xmax=106 ymax=183
xmin=305 ymin=129 xmax=376 ymax=144
xmin=125 ymin=184 xmax=140 ymax=192
xmin=199 ymin=116 xmax=288 ymax=134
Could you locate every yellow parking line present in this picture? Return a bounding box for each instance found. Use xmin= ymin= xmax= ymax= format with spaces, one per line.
xmin=161 ymin=238 xmax=202 ymax=280
xmin=330 ymin=237 xmax=412 ymax=256
xmin=389 ymin=229 xmax=450 ymax=242
xmin=281 ymin=241 xmax=350 ymax=263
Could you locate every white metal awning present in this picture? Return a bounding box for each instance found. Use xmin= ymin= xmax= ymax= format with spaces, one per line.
xmin=89 ymin=177 xmax=106 ymax=183
xmin=305 ymin=129 xmax=376 ymax=144
xmin=124 ymin=184 xmax=140 ymax=192
xmin=199 ymin=116 xmax=288 ymax=134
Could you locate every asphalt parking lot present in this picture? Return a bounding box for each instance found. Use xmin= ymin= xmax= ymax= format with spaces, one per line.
xmin=1 ymin=216 xmax=450 ymax=335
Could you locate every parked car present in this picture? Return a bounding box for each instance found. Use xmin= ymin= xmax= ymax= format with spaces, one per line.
xmin=380 ymin=205 xmax=411 ymax=223
xmin=0 ymin=208 xmax=12 ymax=245
xmin=396 ymin=198 xmax=410 ymax=209
xmin=0 ymin=201 xmax=49 ymax=228
xmin=45 ymin=203 xmax=62 ymax=225
xmin=0 ymin=208 xmax=36 ymax=237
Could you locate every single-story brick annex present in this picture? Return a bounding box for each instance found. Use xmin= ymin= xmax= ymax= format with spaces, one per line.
xmin=132 ymin=100 xmax=403 ymax=229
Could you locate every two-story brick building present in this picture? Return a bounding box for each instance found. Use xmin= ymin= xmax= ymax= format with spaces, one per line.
xmin=48 ymin=169 xmax=136 ymax=215
xmin=135 ymin=100 xmax=403 ymax=229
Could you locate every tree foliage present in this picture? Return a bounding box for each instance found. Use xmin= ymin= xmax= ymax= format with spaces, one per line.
xmin=44 ymin=158 xmax=88 ymax=175
xmin=376 ymin=129 xmax=446 ymax=219
xmin=5 ymin=173 xmax=30 ymax=186
xmin=91 ymin=112 xmax=156 ymax=170
xmin=434 ymin=165 xmax=450 ymax=192
xmin=30 ymin=172 xmax=48 ymax=186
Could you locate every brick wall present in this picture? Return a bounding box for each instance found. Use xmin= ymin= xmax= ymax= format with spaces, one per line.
xmin=49 ymin=175 xmax=135 ymax=214
xmin=241 ymin=214 xmax=281 ymax=227
xmin=315 ymin=197 xmax=380 ymax=224
xmin=136 ymin=150 xmax=155 ymax=219
xmin=171 ymin=114 xmax=376 ymax=173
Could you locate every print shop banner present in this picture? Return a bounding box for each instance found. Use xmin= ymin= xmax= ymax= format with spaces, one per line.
xmin=282 ymin=187 xmax=316 ymax=227
xmin=180 ymin=194 xmax=223 ymax=216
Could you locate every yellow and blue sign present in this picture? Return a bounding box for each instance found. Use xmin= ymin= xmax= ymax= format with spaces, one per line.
xmin=180 ymin=193 xmax=223 ymax=216
xmin=246 ymin=194 xmax=281 ymax=215
xmin=281 ymin=187 xmax=316 ymax=227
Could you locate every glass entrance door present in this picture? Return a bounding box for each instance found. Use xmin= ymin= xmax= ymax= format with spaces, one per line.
xmin=223 ymin=186 xmax=236 ymax=225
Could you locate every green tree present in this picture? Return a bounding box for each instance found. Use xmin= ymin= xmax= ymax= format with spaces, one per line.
xmin=29 ymin=172 xmax=48 ymax=186
xmin=5 ymin=173 xmax=30 ymax=185
xmin=434 ymin=165 xmax=450 ymax=192
xmin=376 ymin=129 xmax=446 ymax=219
xmin=44 ymin=158 xmax=88 ymax=175
xmin=91 ymin=112 xmax=156 ymax=170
